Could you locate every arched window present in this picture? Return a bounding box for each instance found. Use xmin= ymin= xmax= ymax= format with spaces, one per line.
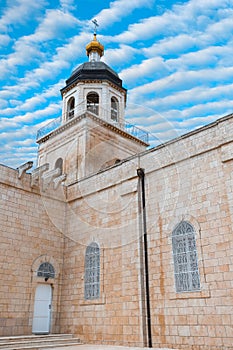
xmin=55 ymin=158 xmax=63 ymax=173
xmin=84 ymin=242 xmax=100 ymax=300
xmin=111 ymin=97 xmax=118 ymax=121
xmin=172 ymin=221 xmax=200 ymax=292
xmin=87 ymin=92 xmax=99 ymax=115
xmin=37 ymin=262 xmax=55 ymax=279
xmin=67 ymin=96 xmax=75 ymax=119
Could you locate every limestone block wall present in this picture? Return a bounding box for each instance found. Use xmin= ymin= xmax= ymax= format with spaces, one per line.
xmin=140 ymin=116 xmax=233 ymax=350
xmin=1 ymin=113 xmax=232 ymax=349
xmin=0 ymin=165 xmax=64 ymax=336
xmin=60 ymin=114 xmax=233 ymax=349
xmin=60 ymin=158 xmax=147 ymax=346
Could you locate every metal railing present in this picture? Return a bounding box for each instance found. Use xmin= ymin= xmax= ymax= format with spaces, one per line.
xmin=36 ymin=107 xmax=149 ymax=144
xmin=37 ymin=117 xmax=62 ymax=140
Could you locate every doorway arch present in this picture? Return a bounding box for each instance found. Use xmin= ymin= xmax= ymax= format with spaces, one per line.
xmin=30 ymin=255 xmax=60 ymax=334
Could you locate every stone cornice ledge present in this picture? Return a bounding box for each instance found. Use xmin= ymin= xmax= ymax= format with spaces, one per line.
xmin=37 ymin=111 xmax=148 ymax=146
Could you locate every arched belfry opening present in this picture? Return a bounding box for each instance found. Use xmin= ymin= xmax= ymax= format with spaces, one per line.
xmin=55 ymin=158 xmax=63 ymax=173
xmin=87 ymin=92 xmax=99 ymax=115
xmin=111 ymin=96 xmax=118 ymax=121
xmin=67 ymin=96 xmax=75 ymax=119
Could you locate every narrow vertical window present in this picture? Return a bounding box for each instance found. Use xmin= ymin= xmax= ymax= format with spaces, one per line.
xmin=111 ymin=97 xmax=118 ymax=121
xmin=84 ymin=242 xmax=100 ymax=300
xmin=172 ymin=221 xmax=200 ymax=292
xmin=87 ymin=92 xmax=99 ymax=115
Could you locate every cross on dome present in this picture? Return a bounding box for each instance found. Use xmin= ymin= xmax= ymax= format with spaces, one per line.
xmin=86 ymin=20 xmax=104 ymax=62
xmin=92 ymin=19 xmax=99 ymax=34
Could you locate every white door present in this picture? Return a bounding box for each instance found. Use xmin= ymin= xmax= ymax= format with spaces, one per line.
xmin=32 ymin=284 xmax=52 ymax=334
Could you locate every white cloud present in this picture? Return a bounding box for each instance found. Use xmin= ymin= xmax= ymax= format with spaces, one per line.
xmin=10 ymin=138 xmax=35 ymax=147
xmin=103 ymin=44 xmax=138 ymax=66
xmin=111 ymin=0 xmax=232 ymax=46
xmin=0 ymin=103 xmax=61 ymax=148
xmin=0 ymin=8 xmax=83 ymax=79
xmin=94 ymin=0 xmax=156 ymax=28
xmin=120 ymin=56 xmax=168 ymax=84
xmin=0 ymin=118 xmax=19 ymax=131
xmin=26 ymin=9 xmax=80 ymax=43
xmin=1 ymin=0 xmax=233 ymax=168
xmin=112 ymin=14 xmax=177 ymax=44
xmin=128 ymin=65 xmax=233 ymax=104
xmin=59 ymin=0 xmax=76 ymax=12
xmin=0 ymin=81 xmax=64 ymax=116
xmin=0 ymin=45 xmax=42 ymax=79
xmin=0 ymin=33 xmax=11 ymax=46
xmin=11 ymin=103 xmax=61 ymax=124
xmin=146 ymin=83 xmax=233 ymax=111
xmin=142 ymin=34 xmax=197 ymax=58
xmin=0 ymin=0 xmax=47 ymax=31
xmin=179 ymin=99 xmax=233 ymax=119
xmin=1 ymin=33 xmax=90 ymax=100
xmin=0 ymin=80 xmax=41 ymax=100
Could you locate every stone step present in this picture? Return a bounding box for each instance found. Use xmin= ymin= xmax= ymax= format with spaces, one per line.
xmin=0 ymin=335 xmax=73 ymax=343
xmin=0 ymin=334 xmax=82 ymax=350
xmin=1 ymin=340 xmax=82 ymax=350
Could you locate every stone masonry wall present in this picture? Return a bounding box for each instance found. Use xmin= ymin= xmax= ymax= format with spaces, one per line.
xmin=0 ymin=114 xmax=233 ymax=348
xmin=0 ymin=165 xmax=64 ymax=336
xmin=60 ymin=157 xmax=146 ymax=346
xmin=61 ymin=115 xmax=233 ymax=349
xmin=141 ymin=116 xmax=233 ymax=349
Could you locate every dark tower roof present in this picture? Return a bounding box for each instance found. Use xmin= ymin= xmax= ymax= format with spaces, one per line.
xmin=61 ymin=61 xmax=126 ymax=94
xmin=61 ymin=33 xmax=126 ymax=95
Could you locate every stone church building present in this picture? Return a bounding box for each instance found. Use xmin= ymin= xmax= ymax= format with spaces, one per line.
xmin=0 ymin=34 xmax=233 ymax=350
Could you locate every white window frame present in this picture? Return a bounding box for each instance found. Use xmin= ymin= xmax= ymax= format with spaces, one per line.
xmin=172 ymin=221 xmax=200 ymax=293
xmin=84 ymin=242 xmax=100 ymax=300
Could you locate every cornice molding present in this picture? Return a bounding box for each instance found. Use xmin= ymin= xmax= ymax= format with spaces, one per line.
xmin=37 ymin=112 xmax=148 ymax=146
xmin=61 ymin=79 xmax=126 ymax=97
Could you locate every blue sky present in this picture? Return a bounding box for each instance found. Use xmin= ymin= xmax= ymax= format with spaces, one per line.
xmin=1 ymin=0 xmax=233 ymax=168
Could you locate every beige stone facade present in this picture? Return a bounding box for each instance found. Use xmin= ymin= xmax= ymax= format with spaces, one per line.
xmin=0 ymin=34 xmax=233 ymax=349
xmin=0 ymin=165 xmax=64 ymax=335
xmin=0 ymin=113 xmax=233 ymax=349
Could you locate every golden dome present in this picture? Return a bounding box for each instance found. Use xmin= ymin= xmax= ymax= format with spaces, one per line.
xmin=86 ymin=34 xmax=104 ymax=58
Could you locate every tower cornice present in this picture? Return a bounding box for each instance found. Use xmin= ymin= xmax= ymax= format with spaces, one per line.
xmin=37 ymin=112 xmax=148 ymax=147
xmin=61 ymin=79 xmax=127 ymax=97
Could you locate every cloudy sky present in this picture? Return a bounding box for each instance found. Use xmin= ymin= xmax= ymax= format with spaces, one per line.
xmin=0 ymin=0 xmax=233 ymax=169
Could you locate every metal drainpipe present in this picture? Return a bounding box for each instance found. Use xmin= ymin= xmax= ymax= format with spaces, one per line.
xmin=137 ymin=168 xmax=152 ymax=348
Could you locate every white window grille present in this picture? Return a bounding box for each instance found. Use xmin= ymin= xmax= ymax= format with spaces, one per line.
xmin=84 ymin=242 xmax=100 ymax=300
xmin=172 ymin=221 xmax=200 ymax=292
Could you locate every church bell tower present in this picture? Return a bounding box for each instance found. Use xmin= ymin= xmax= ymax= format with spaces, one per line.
xmin=61 ymin=32 xmax=127 ymax=129
xmin=36 ymin=32 xmax=149 ymax=184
